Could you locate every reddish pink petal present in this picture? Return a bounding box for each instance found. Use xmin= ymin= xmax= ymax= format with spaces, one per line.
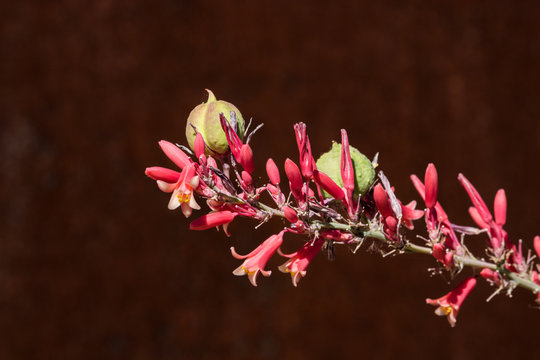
xmin=294 ymin=122 xmax=314 ymax=178
xmin=340 ymin=129 xmax=355 ymax=195
xmin=285 ymin=159 xmax=304 ymax=196
xmin=266 ymin=183 xmax=279 ymax=196
xmin=424 ymin=163 xmax=438 ymax=209
xmin=312 ymin=170 xmax=345 ymax=201
xmin=385 ymin=216 xmax=398 ymax=232
xmin=373 ymin=184 xmax=392 ymax=218
xmin=533 ymin=271 xmax=540 ymax=285
xmin=194 ymin=132 xmax=206 ymax=159
xmin=239 ymin=144 xmax=255 ymax=173
xmin=448 ymin=277 xmax=477 ymax=308
xmin=266 ymin=158 xmax=281 ymax=185
xmin=401 ymin=203 xmax=424 ymax=220
xmin=241 ymin=171 xmax=253 ymax=187
xmin=145 ymin=166 xmax=181 ymax=183
xmin=458 ymin=174 xmax=493 ymax=224
xmin=283 ymin=206 xmax=298 ymax=223
xmin=432 ymin=243 xmax=446 ymax=264
xmin=410 ymin=174 xmax=426 ymax=200
xmin=468 ymin=207 xmax=489 ymax=229
xmin=189 ymin=211 xmax=237 ymax=230
xmin=159 ymin=140 xmax=190 ymax=169
xmin=219 ymin=113 xmax=243 ymax=159
xmin=534 ymin=236 xmax=540 ymax=258
xmin=480 ymin=268 xmax=500 ymax=284
xmin=494 ymin=189 xmax=507 ymax=226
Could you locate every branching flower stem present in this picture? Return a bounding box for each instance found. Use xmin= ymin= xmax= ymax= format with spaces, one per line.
xmin=255 ymin=198 xmax=540 ymax=294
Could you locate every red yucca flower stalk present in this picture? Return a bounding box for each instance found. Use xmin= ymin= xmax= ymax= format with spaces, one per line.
xmin=145 ymin=90 xmax=540 ymax=327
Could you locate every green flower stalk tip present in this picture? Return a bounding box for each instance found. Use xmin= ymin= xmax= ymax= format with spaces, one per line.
xmin=316 ymin=142 xmax=375 ymax=197
xmin=185 ymin=89 xmax=245 ymax=156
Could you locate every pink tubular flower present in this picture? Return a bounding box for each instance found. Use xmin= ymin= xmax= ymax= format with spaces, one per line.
xmin=230 ymin=231 xmax=285 ymax=286
xmin=534 ymin=236 xmax=540 ymax=258
xmin=239 ymin=144 xmax=255 ymax=173
xmin=194 ymin=132 xmax=206 ymax=159
xmin=158 ymin=140 xmax=191 ymax=170
xmin=283 ymin=206 xmax=298 ymax=223
xmin=480 ymin=268 xmax=501 ymax=286
xmin=294 ymin=122 xmax=315 ymax=178
xmin=266 ymin=158 xmax=280 ymax=185
xmin=153 ymin=162 xmax=201 ymax=217
xmin=432 ymin=243 xmax=454 ymax=268
xmin=219 ymin=113 xmax=243 ymax=159
xmin=458 ymin=174 xmax=510 ymax=256
xmin=340 ymin=130 xmax=354 ymax=192
xmin=373 ymin=183 xmax=422 ymax=239
xmin=312 ymin=170 xmax=345 ymax=201
xmin=189 ymin=210 xmax=238 ymax=235
xmin=145 ymin=167 xmax=181 ymax=183
xmin=278 ymin=238 xmax=324 ymax=287
xmin=410 ymin=167 xmax=461 ymax=251
xmin=424 ymin=163 xmax=438 ymax=209
xmin=373 ymin=183 xmax=392 ymax=218
xmin=458 ymin=174 xmax=493 ymax=224
xmin=340 ymin=129 xmax=356 ymax=216
xmin=426 ymin=276 xmax=477 ymax=327
xmin=468 ymin=206 xmax=489 ymax=229
xmin=285 ymin=158 xmax=304 ymax=201
xmin=494 ymin=189 xmax=507 ymax=226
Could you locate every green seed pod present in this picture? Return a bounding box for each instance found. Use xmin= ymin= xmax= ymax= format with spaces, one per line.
xmin=185 ymin=89 xmax=245 ymax=155
xmin=315 ymin=142 xmax=375 ymax=198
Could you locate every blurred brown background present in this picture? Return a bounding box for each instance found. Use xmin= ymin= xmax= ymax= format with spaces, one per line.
xmin=1 ymin=1 xmax=540 ymax=359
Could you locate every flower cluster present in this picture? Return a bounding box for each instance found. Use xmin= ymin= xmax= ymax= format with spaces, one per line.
xmin=145 ymin=91 xmax=540 ymax=327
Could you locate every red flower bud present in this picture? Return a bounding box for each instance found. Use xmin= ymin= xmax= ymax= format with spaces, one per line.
xmin=239 ymin=144 xmax=254 ymax=173
xmin=190 ymin=211 xmax=237 ymax=231
xmin=283 ymin=206 xmax=299 ymax=223
xmin=285 ymin=158 xmax=303 ymax=197
xmin=194 ymin=132 xmax=206 ymax=159
xmin=145 ymin=167 xmax=181 ymax=183
xmin=312 ymin=170 xmax=345 ymax=201
xmin=424 ymin=163 xmax=438 ymax=209
xmin=373 ymin=183 xmax=392 ymax=218
xmin=494 ymin=189 xmax=507 ymax=226
xmin=158 ymin=140 xmax=191 ymax=170
xmin=266 ymin=158 xmax=280 ymax=185
xmin=534 ymin=236 xmax=540 ymax=259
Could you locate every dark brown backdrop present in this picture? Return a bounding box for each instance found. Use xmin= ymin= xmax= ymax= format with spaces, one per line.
xmin=1 ymin=1 xmax=539 ymax=359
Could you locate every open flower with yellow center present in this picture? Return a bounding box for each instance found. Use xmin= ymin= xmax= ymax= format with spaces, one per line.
xmin=426 ymin=277 xmax=477 ymax=327
xmin=145 ymin=140 xmax=201 ymax=218
xmin=278 ymin=238 xmax=324 ymax=287
xmin=230 ymin=231 xmax=285 ymax=286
